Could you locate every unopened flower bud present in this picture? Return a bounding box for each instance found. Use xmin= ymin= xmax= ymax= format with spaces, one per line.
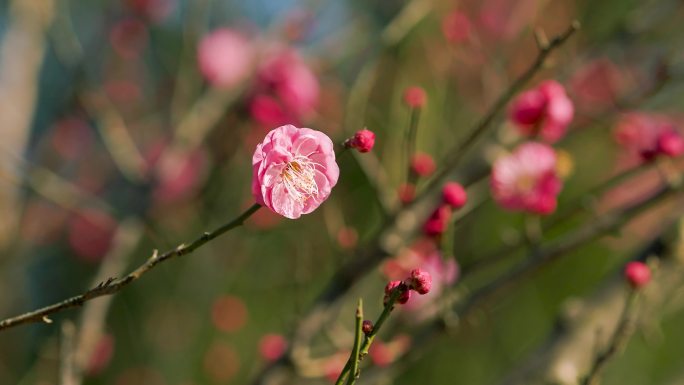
xmin=384 ymin=280 xmax=410 ymax=305
xmin=411 ymin=153 xmax=436 ymax=177
xmin=344 ymin=129 xmax=376 ymax=153
xmin=406 ymin=268 xmax=432 ymax=295
xmin=403 ymin=86 xmax=427 ymax=108
xmin=624 ymin=261 xmax=651 ymax=289
xmin=362 ymin=320 xmax=374 ymax=335
xmin=442 ymin=182 xmax=467 ymax=209
xmin=423 ymin=205 xmax=452 ymax=237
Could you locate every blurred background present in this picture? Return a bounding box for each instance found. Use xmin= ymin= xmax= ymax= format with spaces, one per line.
xmin=1 ymin=0 xmax=684 ymax=384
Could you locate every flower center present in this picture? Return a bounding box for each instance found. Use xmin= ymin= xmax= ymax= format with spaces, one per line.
xmin=282 ymin=158 xmax=318 ymax=202
xmin=515 ymin=174 xmax=536 ymax=193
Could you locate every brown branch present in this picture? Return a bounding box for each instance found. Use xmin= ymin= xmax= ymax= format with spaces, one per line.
xmin=0 ymin=204 xmax=261 ymax=331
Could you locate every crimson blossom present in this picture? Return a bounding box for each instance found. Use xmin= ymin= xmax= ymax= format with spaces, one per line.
xmin=509 ymin=80 xmax=574 ymax=143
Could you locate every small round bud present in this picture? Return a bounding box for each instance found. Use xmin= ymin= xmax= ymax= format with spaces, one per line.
xmin=442 ymin=182 xmax=467 ymax=209
xmin=410 ymin=152 xmax=436 ymax=177
xmin=422 ymin=205 xmax=452 ymax=237
xmin=624 ymin=261 xmax=651 ymax=289
xmin=406 ymin=268 xmax=432 ymax=295
xmin=344 ymin=129 xmax=376 ymax=153
xmin=403 ymin=86 xmax=427 ymax=108
xmin=362 ymin=320 xmax=374 ymax=335
xmin=384 ymin=280 xmax=410 ymax=305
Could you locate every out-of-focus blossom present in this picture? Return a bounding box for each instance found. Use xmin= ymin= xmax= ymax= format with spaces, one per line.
xmin=423 ymin=205 xmax=452 ymax=237
xmin=252 ymin=125 xmax=339 ymax=219
xmin=570 ymin=58 xmax=625 ymax=114
xmin=368 ymin=334 xmax=412 ymax=367
xmin=149 ymin=145 xmax=209 ymax=205
xmin=343 ymin=129 xmax=376 ymax=153
xmin=613 ymin=112 xmax=684 ymax=161
xmin=197 ymin=28 xmax=254 ymax=89
xmin=478 ymin=0 xmax=537 ymax=40
xmin=624 ymin=261 xmax=651 ymax=289
xmin=398 ymin=183 xmax=416 ymax=205
xmin=109 ymin=18 xmax=148 ymax=59
xmin=125 ymin=0 xmax=176 ymax=23
xmin=211 ymin=295 xmax=248 ymax=333
xmin=250 ymin=48 xmax=319 ymax=126
xmin=442 ymin=182 xmax=467 ymax=209
xmin=68 ymin=209 xmax=117 ymax=263
xmin=336 ymin=226 xmax=358 ymax=249
xmin=509 ymin=80 xmax=574 ymax=143
xmin=490 ymin=142 xmax=563 ymax=215
xmin=51 ymin=117 xmax=93 ymax=160
xmin=403 ymin=86 xmax=427 ymax=109
xmin=86 ymin=333 xmax=115 ymax=376
xmin=442 ymin=10 xmax=471 ymax=43
xmin=324 ymin=351 xmax=350 ymax=383
xmin=410 ymin=152 xmax=436 ymax=177
xmin=203 ymin=342 xmax=240 ymax=382
xmin=258 ymin=334 xmax=288 ymax=362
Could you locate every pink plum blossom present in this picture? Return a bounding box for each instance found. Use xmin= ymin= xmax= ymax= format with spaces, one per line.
xmin=252 ymin=125 xmax=339 ymax=219
xmin=509 ymin=80 xmax=574 ymax=143
xmin=613 ymin=112 xmax=684 ymax=161
xmin=250 ymin=48 xmax=319 ymax=126
xmin=490 ymin=142 xmax=563 ymax=215
xmin=442 ymin=11 xmax=471 ymax=43
xmin=197 ymin=28 xmax=254 ymax=89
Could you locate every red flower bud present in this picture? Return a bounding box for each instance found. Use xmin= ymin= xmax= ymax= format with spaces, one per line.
xmin=624 ymin=261 xmax=651 ymax=289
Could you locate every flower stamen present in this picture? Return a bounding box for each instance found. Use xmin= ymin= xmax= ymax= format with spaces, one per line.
xmin=282 ymin=158 xmax=318 ymax=202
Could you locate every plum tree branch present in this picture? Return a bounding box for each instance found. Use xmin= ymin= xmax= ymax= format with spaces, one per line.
xmin=0 ymin=203 xmax=261 ymax=331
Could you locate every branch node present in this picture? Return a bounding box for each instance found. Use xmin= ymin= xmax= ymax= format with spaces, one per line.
xmin=42 ymin=315 xmax=53 ymax=324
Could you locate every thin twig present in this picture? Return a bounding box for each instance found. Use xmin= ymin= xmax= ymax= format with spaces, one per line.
xmin=0 ymin=204 xmax=261 ymax=331
xmin=581 ymin=292 xmax=639 ymax=385
xmin=346 ymin=299 xmax=364 ymax=385
xmin=335 ymin=286 xmax=406 ymax=385
xmin=418 ymin=21 xmax=580 ymax=199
